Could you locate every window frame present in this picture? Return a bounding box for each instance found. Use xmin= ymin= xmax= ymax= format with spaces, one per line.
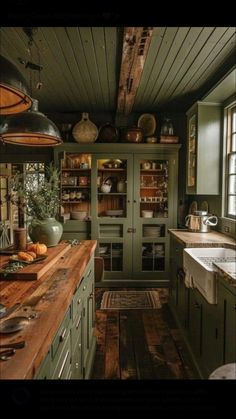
xmin=225 ymin=103 xmax=236 ymax=220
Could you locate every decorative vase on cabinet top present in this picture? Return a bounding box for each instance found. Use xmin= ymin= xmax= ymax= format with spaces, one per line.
xmin=72 ymin=112 xmax=98 ymax=143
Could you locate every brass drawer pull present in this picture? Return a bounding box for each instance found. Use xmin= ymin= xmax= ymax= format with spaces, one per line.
xmin=59 ymin=327 xmax=67 ymax=342
xmin=83 ymin=286 xmax=87 ymax=291
xmin=89 ymin=292 xmax=94 ymax=299
xmin=58 ymin=349 xmax=70 ymax=379
xmin=77 ymin=298 xmax=81 ymax=305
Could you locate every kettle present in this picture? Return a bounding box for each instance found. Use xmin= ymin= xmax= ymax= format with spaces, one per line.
xmin=185 ymin=211 xmax=218 ymax=232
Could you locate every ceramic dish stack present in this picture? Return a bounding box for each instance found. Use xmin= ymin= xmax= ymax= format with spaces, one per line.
xmin=143 ymin=226 xmax=161 ymax=237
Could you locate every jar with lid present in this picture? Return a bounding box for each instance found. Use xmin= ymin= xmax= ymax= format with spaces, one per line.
xmin=161 ymin=118 xmax=174 ymax=136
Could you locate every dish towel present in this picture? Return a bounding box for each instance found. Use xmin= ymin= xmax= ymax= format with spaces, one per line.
xmin=184 ymin=268 xmax=194 ymax=288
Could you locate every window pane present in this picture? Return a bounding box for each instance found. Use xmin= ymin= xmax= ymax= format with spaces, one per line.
xmin=229 ymin=153 xmax=236 ymax=174
xmin=232 ymin=108 xmax=236 ymax=133
xmin=232 ymin=133 xmax=236 ymax=152
xmin=228 ymin=196 xmax=236 ymax=216
xmin=228 ymin=175 xmax=236 ymax=194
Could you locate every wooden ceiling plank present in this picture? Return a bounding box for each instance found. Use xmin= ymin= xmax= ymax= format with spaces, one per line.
xmin=181 ymin=28 xmax=236 ymax=94
xmin=154 ymin=27 xmax=204 ymax=106
xmin=104 ymin=27 xmax=120 ymax=111
xmin=79 ymin=27 xmax=105 ymax=110
xmin=134 ymin=27 xmax=166 ymax=110
xmin=91 ymin=27 xmax=110 ymax=111
xmin=136 ymin=27 xmax=190 ymax=111
xmin=53 ymin=27 xmax=90 ymax=107
xmin=168 ymin=27 xmax=230 ymax=101
xmin=37 ymin=27 xmax=80 ymax=111
xmin=151 ymin=27 xmax=216 ymax=109
xmin=134 ymin=27 xmax=178 ymax=110
xmin=117 ymin=27 xmax=154 ymax=115
xmin=66 ymin=27 xmax=99 ymax=112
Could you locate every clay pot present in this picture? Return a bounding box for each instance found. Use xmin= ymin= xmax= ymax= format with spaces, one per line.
xmin=125 ymin=127 xmax=143 ymax=143
xmin=98 ymin=123 xmax=118 ymax=143
xmin=72 ymin=113 xmax=98 ymax=143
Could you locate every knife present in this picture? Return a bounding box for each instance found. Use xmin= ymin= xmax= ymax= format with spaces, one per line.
xmin=0 ymin=303 xmax=21 ymax=319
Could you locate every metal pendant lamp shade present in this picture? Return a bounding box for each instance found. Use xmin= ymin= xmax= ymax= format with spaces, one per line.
xmin=0 ymin=99 xmax=62 ymax=146
xmin=0 ymin=55 xmax=33 ymax=115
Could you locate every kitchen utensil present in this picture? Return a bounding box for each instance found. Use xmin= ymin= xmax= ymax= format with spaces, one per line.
xmin=70 ymin=211 xmax=87 ymax=220
xmin=0 ymin=317 xmax=29 ymax=334
xmin=0 ymin=303 xmax=21 ymax=319
xmin=0 ymin=340 xmax=25 ymax=349
xmin=185 ymin=214 xmax=218 ymax=232
xmin=103 ymin=159 xmax=123 ymax=168
xmin=0 ymin=348 xmax=16 ymax=360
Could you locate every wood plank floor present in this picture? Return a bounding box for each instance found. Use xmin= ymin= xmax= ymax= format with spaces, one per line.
xmin=91 ymin=288 xmax=197 ymax=379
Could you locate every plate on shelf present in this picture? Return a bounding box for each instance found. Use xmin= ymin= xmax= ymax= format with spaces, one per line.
xmin=200 ymin=200 xmax=209 ymax=213
xmin=188 ymin=201 xmax=198 ymax=214
xmin=137 ymin=114 xmax=156 ymax=136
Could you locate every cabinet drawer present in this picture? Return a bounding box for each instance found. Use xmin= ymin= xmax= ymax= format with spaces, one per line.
xmin=52 ymin=333 xmax=71 ymax=380
xmin=35 ymin=350 xmax=51 ymax=379
xmin=51 ymin=306 xmax=71 ymax=361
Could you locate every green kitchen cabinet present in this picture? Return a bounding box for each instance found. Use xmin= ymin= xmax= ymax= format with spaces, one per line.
xmin=54 ymin=144 xmax=180 ymax=286
xmin=186 ymin=101 xmax=221 ymax=195
xmin=36 ymin=253 xmax=96 ymax=380
xmin=217 ymin=278 xmax=236 ymax=366
xmin=169 ymin=235 xmax=189 ymax=329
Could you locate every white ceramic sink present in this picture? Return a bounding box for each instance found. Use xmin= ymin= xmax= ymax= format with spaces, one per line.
xmin=183 ymin=247 xmax=236 ymax=304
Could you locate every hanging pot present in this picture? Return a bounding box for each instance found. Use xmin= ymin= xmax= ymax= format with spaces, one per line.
xmin=72 ymin=112 xmax=98 ymax=143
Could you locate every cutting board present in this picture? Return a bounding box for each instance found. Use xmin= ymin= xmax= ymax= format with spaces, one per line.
xmin=0 ymin=242 xmax=71 ymax=280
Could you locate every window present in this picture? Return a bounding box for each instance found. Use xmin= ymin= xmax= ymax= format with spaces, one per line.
xmin=225 ymin=104 xmax=236 ymax=219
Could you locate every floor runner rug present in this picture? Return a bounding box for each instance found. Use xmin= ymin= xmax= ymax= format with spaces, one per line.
xmin=100 ymin=290 xmax=161 ymax=309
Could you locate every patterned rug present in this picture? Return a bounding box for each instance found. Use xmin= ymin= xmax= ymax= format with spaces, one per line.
xmin=100 ymin=290 xmax=162 ymax=309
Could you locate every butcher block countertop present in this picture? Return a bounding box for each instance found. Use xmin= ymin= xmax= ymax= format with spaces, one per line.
xmin=168 ymin=229 xmax=236 ymax=248
xmin=0 ymin=240 xmax=97 ymax=380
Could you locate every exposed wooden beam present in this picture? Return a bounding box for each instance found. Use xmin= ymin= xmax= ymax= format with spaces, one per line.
xmin=117 ymin=27 xmax=154 ymax=116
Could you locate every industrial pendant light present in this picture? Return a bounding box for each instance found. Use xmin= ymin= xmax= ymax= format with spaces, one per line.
xmin=0 ymin=99 xmax=62 ymax=146
xmin=0 ymin=55 xmax=32 ymax=115
xmin=0 ymin=28 xmax=62 ymax=147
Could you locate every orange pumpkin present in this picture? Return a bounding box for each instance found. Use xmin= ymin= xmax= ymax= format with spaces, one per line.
xmin=27 ymin=242 xmax=47 ymax=255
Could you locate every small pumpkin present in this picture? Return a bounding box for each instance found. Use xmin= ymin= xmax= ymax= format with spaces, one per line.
xmin=27 ymin=242 xmax=47 ymax=255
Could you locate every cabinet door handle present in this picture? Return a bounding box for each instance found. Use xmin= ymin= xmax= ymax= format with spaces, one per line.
xmin=83 ymin=286 xmax=87 ymax=291
xmin=194 ymin=302 xmax=200 ymax=309
xmin=77 ymin=298 xmax=81 ymax=305
xmin=59 ymin=327 xmax=67 ymax=342
xmin=89 ymin=292 xmax=94 ymax=299
xmin=127 ymin=228 xmax=133 ymax=233
xmin=127 ymin=200 xmax=130 ymax=203
xmin=58 ymin=349 xmax=70 ymax=379
xmin=86 ymin=269 xmax=92 ymax=278
xmin=133 ymin=200 xmax=137 ymax=203
xmin=76 ymin=315 xmax=82 ymax=329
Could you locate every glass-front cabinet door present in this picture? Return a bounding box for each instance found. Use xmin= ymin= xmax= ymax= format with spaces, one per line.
xmin=133 ymin=154 xmax=177 ymax=280
xmin=60 ymin=152 xmax=92 ymax=221
xmin=187 ymin=114 xmax=197 ymax=193
xmin=91 ymin=154 xmax=133 ymax=280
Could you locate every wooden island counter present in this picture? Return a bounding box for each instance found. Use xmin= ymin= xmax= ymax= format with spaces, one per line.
xmin=0 ymin=240 xmax=97 ymax=380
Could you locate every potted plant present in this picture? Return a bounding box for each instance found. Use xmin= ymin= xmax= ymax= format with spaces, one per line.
xmin=10 ymin=163 xmax=63 ymax=247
